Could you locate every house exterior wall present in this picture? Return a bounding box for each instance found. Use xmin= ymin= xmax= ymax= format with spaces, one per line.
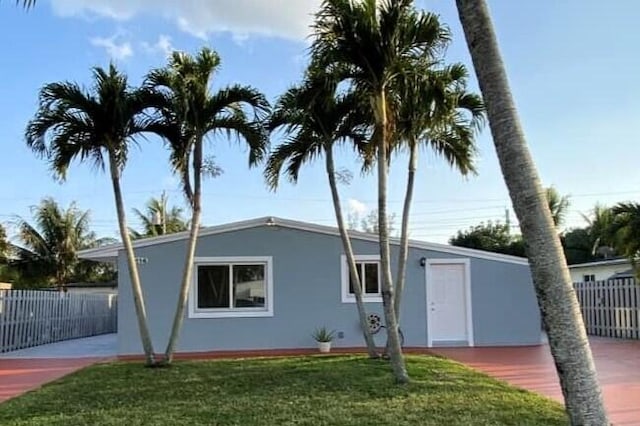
xmin=569 ymin=262 xmax=632 ymax=282
xmin=116 ymin=225 xmax=539 ymax=355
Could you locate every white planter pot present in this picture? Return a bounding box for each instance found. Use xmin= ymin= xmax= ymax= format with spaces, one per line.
xmin=317 ymin=341 xmax=332 ymax=353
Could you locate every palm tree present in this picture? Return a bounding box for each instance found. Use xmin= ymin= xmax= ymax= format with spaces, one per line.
xmin=392 ymin=63 xmax=483 ymax=320
xmin=582 ymin=204 xmax=616 ymax=257
xmin=131 ymin=192 xmax=188 ymax=239
xmin=12 ymin=198 xmax=95 ymax=287
xmin=265 ymin=71 xmax=379 ymax=358
xmin=610 ymin=202 xmax=640 ymax=273
xmin=311 ymin=0 xmax=449 ymax=383
xmin=145 ymin=48 xmax=269 ymax=364
xmin=545 ymin=186 xmax=570 ymax=228
xmin=455 ymin=0 xmax=607 ymax=422
xmin=14 ymin=0 xmax=36 ymax=8
xmin=25 ymin=64 xmax=158 ymax=366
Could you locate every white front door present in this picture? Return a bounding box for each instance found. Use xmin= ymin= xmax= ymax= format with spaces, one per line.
xmin=426 ymin=259 xmax=473 ymax=347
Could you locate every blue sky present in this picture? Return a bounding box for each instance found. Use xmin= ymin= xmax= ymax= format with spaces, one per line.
xmin=1 ymin=0 xmax=639 ymax=244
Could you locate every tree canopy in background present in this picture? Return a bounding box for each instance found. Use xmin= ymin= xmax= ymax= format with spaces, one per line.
xmin=9 ymin=198 xmax=113 ymax=288
xmin=449 ymin=221 xmax=525 ymax=257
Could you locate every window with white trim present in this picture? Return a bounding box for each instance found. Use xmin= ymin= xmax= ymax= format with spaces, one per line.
xmin=583 ymin=274 xmax=595 ymax=283
xmin=190 ymin=257 xmax=273 ymax=318
xmin=341 ymin=255 xmax=382 ymax=303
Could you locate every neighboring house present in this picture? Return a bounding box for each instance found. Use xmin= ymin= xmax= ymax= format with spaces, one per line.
xmin=63 ymin=282 xmax=117 ymax=295
xmin=569 ymin=258 xmax=633 ymax=283
xmin=79 ymin=217 xmax=541 ymax=356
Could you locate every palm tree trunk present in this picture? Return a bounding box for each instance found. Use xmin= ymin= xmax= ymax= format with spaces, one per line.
xmin=456 ymin=1 xmax=607 ymax=423
xmin=164 ymin=138 xmax=203 ymax=363
xmin=325 ymin=146 xmax=378 ymax=358
xmin=108 ymin=154 xmax=156 ymax=366
xmin=376 ymin=91 xmax=409 ymax=383
xmin=394 ymin=140 xmax=417 ymax=320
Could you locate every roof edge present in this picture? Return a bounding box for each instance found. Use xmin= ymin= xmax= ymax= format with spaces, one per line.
xmin=569 ymin=258 xmax=630 ymax=268
xmin=79 ymin=216 xmax=529 ymax=265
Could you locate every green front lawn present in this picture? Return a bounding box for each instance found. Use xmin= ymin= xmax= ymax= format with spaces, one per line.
xmin=0 ymin=355 xmax=567 ymax=425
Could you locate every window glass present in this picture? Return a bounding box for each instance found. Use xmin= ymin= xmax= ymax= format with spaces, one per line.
xmin=348 ymin=263 xmax=364 ymax=295
xmin=233 ymin=264 xmax=266 ymax=308
xmin=198 ymin=265 xmax=229 ymax=309
xmin=364 ymin=263 xmax=380 ymax=294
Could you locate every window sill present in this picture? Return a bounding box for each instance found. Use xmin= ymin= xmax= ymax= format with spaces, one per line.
xmin=189 ymin=310 xmax=274 ymax=319
xmin=341 ymin=296 xmax=383 ymax=304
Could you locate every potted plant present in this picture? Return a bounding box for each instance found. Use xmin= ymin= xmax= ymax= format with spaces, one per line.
xmin=312 ymin=326 xmax=335 ymax=353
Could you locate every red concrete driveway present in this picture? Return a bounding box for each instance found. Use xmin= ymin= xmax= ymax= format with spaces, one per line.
xmin=0 ymin=357 xmax=106 ymax=403
xmin=431 ymin=337 xmax=640 ymax=426
xmin=0 ymin=334 xmax=116 ymax=403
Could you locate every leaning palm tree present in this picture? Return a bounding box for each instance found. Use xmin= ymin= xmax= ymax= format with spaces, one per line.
xmin=610 ymin=202 xmax=640 ymax=273
xmin=266 ymin=71 xmax=379 ymax=358
xmin=12 ymin=197 xmax=94 ymax=288
xmin=25 ymin=65 xmax=158 ymax=366
xmin=131 ymin=192 xmax=188 ymax=239
xmin=145 ymin=48 xmax=269 ymax=364
xmin=392 ymin=63 xmax=483 ymax=320
xmin=455 ymin=0 xmax=607 ymax=423
xmin=311 ymin=0 xmax=449 ymax=383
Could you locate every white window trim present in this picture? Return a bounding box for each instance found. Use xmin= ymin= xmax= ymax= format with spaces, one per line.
xmin=188 ymin=256 xmax=274 ymax=318
xmin=340 ymin=254 xmax=383 ymax=303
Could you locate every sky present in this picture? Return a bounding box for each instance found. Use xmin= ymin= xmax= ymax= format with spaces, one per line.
xmin=0 ymin=0 xmax=639 ymax=244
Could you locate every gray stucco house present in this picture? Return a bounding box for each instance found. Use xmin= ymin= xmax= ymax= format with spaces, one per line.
xmin=79 ymin=216 xmax=541 ymax=356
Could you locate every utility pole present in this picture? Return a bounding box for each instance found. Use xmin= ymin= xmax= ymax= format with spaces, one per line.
xmin=153 ymin=191 xmax=168 ymax=235
xmin=505 ymin=207 xmax=511 ymax=231
xmin=161 ymin=191 xmax=167 ymax=235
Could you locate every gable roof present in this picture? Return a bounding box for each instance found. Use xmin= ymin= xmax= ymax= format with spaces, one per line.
xmin=78 ymin=216 xmax=529 ymax=265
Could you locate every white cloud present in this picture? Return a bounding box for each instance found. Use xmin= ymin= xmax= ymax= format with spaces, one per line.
xmin=347 ymin=198 xmax=367 ymax=216
xmin=90 ymin=35 xmax=133 ymax=60
xmin=51 ymin=0 xmax=320 ymax=41
xmin=141 ymin=34 xmax=174 ymax=57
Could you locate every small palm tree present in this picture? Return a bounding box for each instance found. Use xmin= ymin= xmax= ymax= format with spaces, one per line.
xmin=145 ymin=48 xmax=270 ymax=363
xmin=610 ymin=202 xmax=640 ymax=272
xmin=545 ymin=186 xmax=570 ymax=228
xmin=131 ymin=192 xmax=188 ymax=239
xmin=582 ymin=204 xmax=616 ymax=256
xmin=266 ymin=70 xmax=379 ymax=358
xmin=311 ymin=0 xmax=449 ymax=383
xmin=12 ymin=198 xmax=94 ymax=288
xmin=455 ymin=0 xmax=607 ymax=422
xmin=25 ymin=64 xmax=158 ymax=366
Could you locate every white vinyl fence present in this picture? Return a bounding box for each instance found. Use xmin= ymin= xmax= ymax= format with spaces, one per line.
xmin=574 ymin=278 xmax=640 ymax=339
xmin=0 ymin=290 xmax=117 ymax=353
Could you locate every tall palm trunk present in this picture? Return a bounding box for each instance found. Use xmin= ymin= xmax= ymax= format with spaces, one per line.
xmin=108 ymin=154 xmax=156 ymax=366
xmin=376 ymin=91 xmax=409 ymax=383
xmin=164 ymin=138 xmax=203 ymax=363
xmin=456 ymin=1 xmax=607 ymax=423
xmin=394 ymin=140 xmax=417 ymax=319
xmin=325 ymin=146 xmax=378 ymax=358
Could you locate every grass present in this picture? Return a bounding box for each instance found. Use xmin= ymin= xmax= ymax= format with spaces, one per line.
xmin=0 ymin=355 xmax=567 ymax=426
